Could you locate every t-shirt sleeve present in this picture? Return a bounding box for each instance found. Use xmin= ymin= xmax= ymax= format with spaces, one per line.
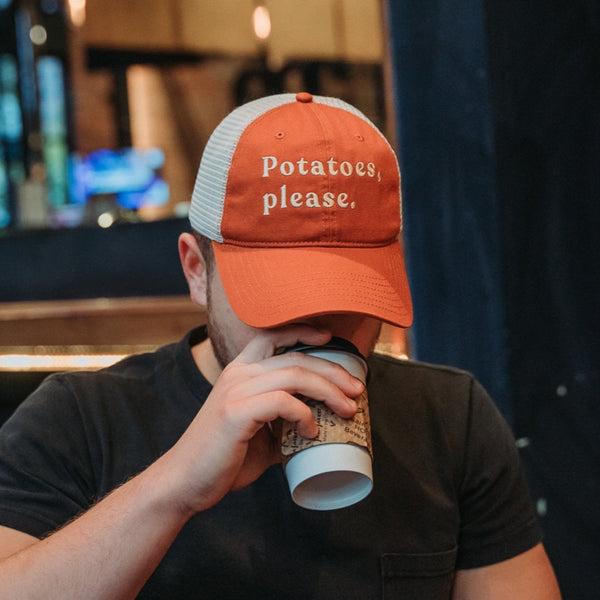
xmin=0 ymin=375 xmax=96 ymax=538
xmin=456 ymin=377 xmax=542 ymax=568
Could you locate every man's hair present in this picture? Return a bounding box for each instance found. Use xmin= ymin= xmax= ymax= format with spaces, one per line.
xmin=192 ymin=230 xmax=215 ymax=279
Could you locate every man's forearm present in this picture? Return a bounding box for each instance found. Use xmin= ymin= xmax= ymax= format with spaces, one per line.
xmin=0 ymin=455 xmax=191 ymax=600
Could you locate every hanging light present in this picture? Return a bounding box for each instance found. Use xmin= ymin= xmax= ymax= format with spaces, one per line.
xmin=68 ymin=0 xmax=86 ymax=27
xmin=252 ymin=5 xmax=271 ymax=40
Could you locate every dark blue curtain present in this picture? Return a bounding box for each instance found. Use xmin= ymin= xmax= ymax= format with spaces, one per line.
xmin=386 ymin=1 xmax=510 ymax=417
xmin=387 ymin=1 xmax=600 ymax=598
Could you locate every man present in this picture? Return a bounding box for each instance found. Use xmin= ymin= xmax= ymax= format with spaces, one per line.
xmin=0 ymin=93 xmax=560 ymax=598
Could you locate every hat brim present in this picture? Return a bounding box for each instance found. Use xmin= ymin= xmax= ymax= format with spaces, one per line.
xmin=213 ymin=241 xmax=413 ymax=329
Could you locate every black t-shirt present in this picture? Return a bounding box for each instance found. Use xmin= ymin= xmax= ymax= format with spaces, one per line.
xmin=0 ymin=327 xmax=541 ymax=599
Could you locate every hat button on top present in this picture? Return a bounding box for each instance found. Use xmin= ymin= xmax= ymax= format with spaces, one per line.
xmin=296 ymin=92 xmax=313 ymax=103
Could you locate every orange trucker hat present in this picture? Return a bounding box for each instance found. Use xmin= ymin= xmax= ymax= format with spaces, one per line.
xmin=189 ymin=92 xmax=413 ymax=329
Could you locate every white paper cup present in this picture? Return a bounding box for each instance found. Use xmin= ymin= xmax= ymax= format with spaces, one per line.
xmin=280 ymin=338 xmax=372 ymax=510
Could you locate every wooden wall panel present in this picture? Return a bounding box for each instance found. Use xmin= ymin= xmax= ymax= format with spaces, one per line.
xmin=81 ymin=0 xmax=382 ymax=62
xmin=176 ymin=0 xmax=257 ymax=55
xmin=84 ymin=0 xmax=181 ymax=51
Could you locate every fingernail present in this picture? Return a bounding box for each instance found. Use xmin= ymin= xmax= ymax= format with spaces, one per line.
xmin=352 ymin=378 xmax=365 ymax=391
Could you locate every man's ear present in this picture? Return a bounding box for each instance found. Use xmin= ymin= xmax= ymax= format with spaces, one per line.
xmin=178 ymin=233 xmax=208 ymax=307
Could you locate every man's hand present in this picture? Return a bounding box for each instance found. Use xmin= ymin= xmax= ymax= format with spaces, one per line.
xmin=159 ymin=325 xmax=365 ymax=516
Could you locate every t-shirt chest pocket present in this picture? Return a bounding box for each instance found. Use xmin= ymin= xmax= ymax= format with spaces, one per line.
xmin=380 ymin=547 xmax=457 ymax=600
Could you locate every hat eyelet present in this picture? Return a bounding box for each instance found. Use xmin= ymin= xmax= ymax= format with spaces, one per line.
xmin=275 ymin=131 xmax=285 ymax=139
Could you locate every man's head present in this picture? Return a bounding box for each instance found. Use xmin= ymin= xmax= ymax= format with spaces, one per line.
xmin=184 ymin=92 xmax=412 ymax=345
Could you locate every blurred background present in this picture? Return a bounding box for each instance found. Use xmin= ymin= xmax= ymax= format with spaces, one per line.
xmin=0 ymin=1 xmax=598 ymax=598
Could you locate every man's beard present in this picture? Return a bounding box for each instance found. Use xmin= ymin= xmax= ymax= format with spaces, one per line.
xmin=205 ymin=276 xmax=237 ymax=370
xmin=205 ymin=309 xmax=233 ymax=371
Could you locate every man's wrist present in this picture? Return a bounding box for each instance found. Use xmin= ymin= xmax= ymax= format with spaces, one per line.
xmin=136 ymin=455 xmax=199 ymax=526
